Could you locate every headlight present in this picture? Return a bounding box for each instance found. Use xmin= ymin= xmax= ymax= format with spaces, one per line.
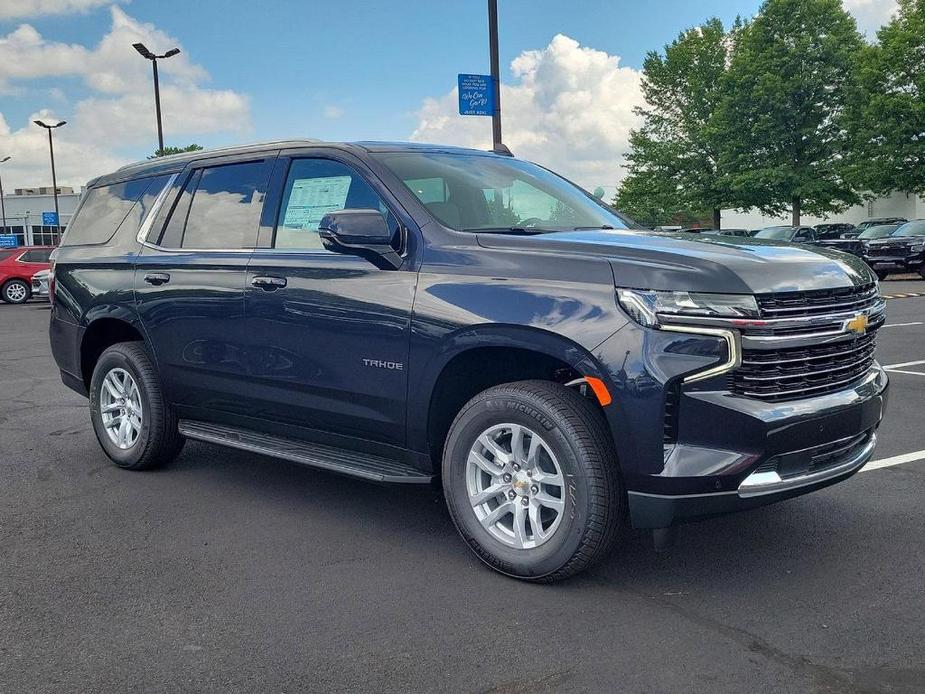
xmin=616 ymin=288 xmax=759 ymax=328
xmin=909 ymin=239 xmax=925 ymax=250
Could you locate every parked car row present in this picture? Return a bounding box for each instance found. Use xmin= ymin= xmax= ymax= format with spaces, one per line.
xmin=750 ymin=220 xmax=924 ymax=279
xmin=0 ymin=246 xmax=53 ymax=304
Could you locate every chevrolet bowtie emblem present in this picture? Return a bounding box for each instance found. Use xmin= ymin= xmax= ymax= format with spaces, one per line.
xmin=845 ymin=314 xmax=868 ymax=335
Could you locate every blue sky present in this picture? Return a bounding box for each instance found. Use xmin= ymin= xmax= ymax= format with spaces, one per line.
xmin=0 ymin=0 xmax=896 ymax=190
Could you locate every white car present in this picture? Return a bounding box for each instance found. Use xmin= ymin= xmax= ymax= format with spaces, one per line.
xmin=31 ymin=269 xmax=51 ymax=300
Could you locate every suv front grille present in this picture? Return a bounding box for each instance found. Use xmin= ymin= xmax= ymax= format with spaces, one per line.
xmin=755 ymin=282 xmax=878 ymax=318
xmin=730 ymin=283 xmax=882 ymax=401
xmin=731 ymin=332 xmax=876 ymax=400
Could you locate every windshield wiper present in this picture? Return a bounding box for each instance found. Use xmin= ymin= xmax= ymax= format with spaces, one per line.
xmin=465 ymin=227 xmax=549 ymax=235
xmin=573 ymin=225 xmax=614 ymax=230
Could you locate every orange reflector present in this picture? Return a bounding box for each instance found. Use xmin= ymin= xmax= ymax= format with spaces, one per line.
xmin=584 ymin=376 xmax=612 ymax=406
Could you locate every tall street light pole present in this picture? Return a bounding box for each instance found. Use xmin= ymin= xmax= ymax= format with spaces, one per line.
xmin=487 ymin=0 xmax=503 ymax=149
xmin=34 ymin=120 xmax=66 ymax=235
xmin=132 ymin=43 xmax=181 ymax=155
xmin=0 ymin=156 xmax=9 ymax=233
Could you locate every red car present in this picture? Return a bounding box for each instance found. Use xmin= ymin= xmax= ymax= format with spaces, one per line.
xmin=0 ymin=246 xmax=54 ymax=304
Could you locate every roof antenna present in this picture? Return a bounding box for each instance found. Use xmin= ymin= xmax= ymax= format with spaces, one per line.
xmin=492 ymin=143 xmax=513 ymax=157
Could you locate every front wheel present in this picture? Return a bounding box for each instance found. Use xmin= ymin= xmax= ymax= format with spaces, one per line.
xmin=89 ymin=342 xmax=184 ymax=470
xmin=1 ymin=279 xmax=30 ymax=304
xmin=442 ymin=380 xmax=623 ymax=582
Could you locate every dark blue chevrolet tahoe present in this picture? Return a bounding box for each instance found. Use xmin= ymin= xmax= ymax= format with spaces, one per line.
xmin=49 ymin=141 xmax=889 ymax=581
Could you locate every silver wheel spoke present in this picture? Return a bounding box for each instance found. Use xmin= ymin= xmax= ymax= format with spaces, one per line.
xmin=533 ymin=470 xmax=564 ymax=487
xmin=528 ymin=499 xmax=547 ymax=541
xmin=100 ymin=403 xmax=121 ymax=413
xmin=469 ymin=450 xmax=502 ymax=476
xmin=103 ymin=376 xmax=122 ymax=400
xmin=470 ymin=483 xmax=506 ymax=506
xmin=512 ymin=502 xmax=529 ymax=546
xmin=478 ymin=434 xmax=511 ymax=465
xmin=535 ymin=491 xmax=564 ymax=513
xmin=479 ymin=501 xmax=513 ymax=529
xmin=509 ymin=424 xmax=525 ymax=464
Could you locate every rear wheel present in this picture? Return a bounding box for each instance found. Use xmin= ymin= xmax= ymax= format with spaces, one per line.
xmin=1 ymin=279 xmax=30 ymax=304
xmin=89 ymin=342 xmax=184 ymax=470
xmin=442 ymin=380 xmax=623 ymax=582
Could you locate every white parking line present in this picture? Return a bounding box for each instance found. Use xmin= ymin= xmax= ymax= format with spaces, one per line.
xmin=885 ymin=369 xmax=925 ymax=376
xmin=863 ymin=449 xmax=925 ymax=472
xmin=882 ymin=359 xmax=925 ymax=369
xmin=882 ymin=322 xmax=924 ymax=328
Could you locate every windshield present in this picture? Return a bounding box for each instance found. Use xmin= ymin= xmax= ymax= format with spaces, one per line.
xmin=754 ymin=226 xmax=795 ymax=240
xmin=859 ymin=224 xmax=899 ymax=239
xmin=372 ymin=151 xmax=628 ymax=232
xmin=892 ymin=220 xmax=925 ymax=237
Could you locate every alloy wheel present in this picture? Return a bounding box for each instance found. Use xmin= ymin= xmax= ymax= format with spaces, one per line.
xmin=465 ymin=423 xmax=566 ymax=549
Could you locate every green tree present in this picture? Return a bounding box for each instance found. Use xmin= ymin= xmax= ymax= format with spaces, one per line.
xmin=715 ymin=0 xmax=863 ymax=224
xmin=614 ymin=169 xmax=706 ymax=227
xmin=148 ymin=144 xmax=204 ymax=159
xmin=847 ymin=0 xmax=925 ymax=197
xmin=619 ymin=18 xmax=734 ymax=228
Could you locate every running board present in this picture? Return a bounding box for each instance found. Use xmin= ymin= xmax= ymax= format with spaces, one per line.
xmin=177 ymin=420 xmax=433 ymax=484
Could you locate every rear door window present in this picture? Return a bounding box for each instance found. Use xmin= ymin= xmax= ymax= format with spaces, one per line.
xmin=62 ymin=175 xmax=171 ymax=246
xmin=19 ymin=249 xmax=52 ymax=263
xmin=179 ymin=161 xmax=269 ymax=249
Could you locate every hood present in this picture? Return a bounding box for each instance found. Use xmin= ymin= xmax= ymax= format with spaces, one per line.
xmin=476 ymin=230 xmax=875 ymax=294
xmin=867 ymin=235 xmax=924 ymax=245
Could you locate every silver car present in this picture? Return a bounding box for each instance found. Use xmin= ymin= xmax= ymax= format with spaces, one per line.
xmin=31 ymin=269 xmax=51 ymax=300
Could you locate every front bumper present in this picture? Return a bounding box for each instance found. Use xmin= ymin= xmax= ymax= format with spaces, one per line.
xmin=592 ymin=321 xmax=890 ymax=529
xmin=864 ymin=250 xmax=925 ymax=270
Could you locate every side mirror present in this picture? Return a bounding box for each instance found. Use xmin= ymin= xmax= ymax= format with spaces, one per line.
xmin=318 ymin=209 xmax=402 ymax=270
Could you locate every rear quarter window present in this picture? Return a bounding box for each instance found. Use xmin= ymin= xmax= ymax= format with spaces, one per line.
xmin=61 ymin=175 xmax=171 ymax=246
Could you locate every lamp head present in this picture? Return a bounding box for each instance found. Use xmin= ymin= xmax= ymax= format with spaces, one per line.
xmin=132 ymin=42 xmax=155 ymax=59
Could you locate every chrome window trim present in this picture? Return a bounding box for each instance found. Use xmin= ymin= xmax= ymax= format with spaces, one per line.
xmin=660 ymin=324 xmax=741 ymax=384
xmin=136 ymin=173 xmax=179 ymax=248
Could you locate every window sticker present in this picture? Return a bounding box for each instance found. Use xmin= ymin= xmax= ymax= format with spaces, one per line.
xmin=282 ymin=176 xmax=352 ymax=230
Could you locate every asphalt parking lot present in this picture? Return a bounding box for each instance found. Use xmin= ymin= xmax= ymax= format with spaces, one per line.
xmin=1 ymin=282 xmax=923 ymax=694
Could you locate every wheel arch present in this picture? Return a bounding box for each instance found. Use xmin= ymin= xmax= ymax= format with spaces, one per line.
xmin=80 ymin=309 xmax=154 ymax=390
xmin=413 ymin=325 xmax=616 ymax=470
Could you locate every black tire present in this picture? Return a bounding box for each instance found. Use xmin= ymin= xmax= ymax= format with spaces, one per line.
xmin=875 ymin=270 xmax=889 ymax=281
xmin=1 ymin=279 xmax=31 ymax=304
xmin=89 ymin=342 xmax=184 ymax=470
xmin=442 ymin=380 xmax=623 ymax=582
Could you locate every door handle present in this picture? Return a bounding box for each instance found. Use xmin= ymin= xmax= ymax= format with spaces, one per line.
xmin=144 ymin=272 xmax=170 ymax=286
xmin=251 ymin=275 xmax=287 ymax=291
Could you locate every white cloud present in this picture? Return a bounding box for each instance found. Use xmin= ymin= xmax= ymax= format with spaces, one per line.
xmin=410 ymin=34 xmax=643 ymax=189
xmin=843 ymin=0 xmax=899 ymax=36
xmin=0 ymin=6 xmax=251 ymax=189
xmin=322 ymin=104 xmax=344 ymax=120
xmin=0 ymin=0 xmax=116 ymax=20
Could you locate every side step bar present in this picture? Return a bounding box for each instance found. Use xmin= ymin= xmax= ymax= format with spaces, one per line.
xmin=178 ymin=420 xmax=433 ymax=484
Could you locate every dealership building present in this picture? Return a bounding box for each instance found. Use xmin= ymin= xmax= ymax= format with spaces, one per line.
xmin=0 ymin=187 xmax=81 ymax=247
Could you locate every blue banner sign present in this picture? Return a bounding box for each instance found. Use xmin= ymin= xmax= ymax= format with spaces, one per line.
xmin=42 ymin=211 xmax=59 ymax=226
xmin=0 ymin=234 xmax=18 ymax=248
xmin=458 ymin=74 xmax=495 ymax=116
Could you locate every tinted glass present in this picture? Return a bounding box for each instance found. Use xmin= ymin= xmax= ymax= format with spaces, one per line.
xmin=755 ymin=226 xmax=795 ymax=240
xmin=374 ymin=152 xmax=627 ymax=232
xmin=62 ymin=175 xmax=170 ymax=246
xmin=275 ymin=158 xmax=392 ymax=250
xmin=892 ymin=221 xmax=925 ymax=237
xmin=19 ymin=249 xmax=51 ymax=263
xmin=859 ymin=224 xmax=899 ymax=239
xmin=181 ymin=161 xmax=266 ymax=249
